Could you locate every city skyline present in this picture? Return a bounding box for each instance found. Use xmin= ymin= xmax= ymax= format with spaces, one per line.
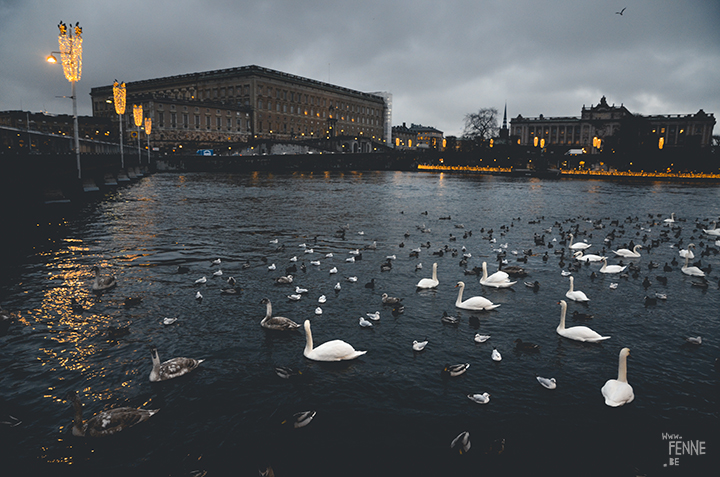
xmin=1 ymin=0 xmax=718 ymax=137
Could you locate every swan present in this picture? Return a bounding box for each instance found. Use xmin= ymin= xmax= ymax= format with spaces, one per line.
xmin=601 ymin=348 xmax=634 ymax=407
xmin=566 ymin=276 xmax=590 ymax=302
xmin=663 ymin=212 xmax=675 ymax=224
xmin=381 ymin=293 xmax=402 ymax=305
xmin=678 ymin=246 xmax=695 ymax=259
xmin=68 ymin=391 xmax=158 ymax=438
xmin=259 ymin=298 xmax=300 ymax=331
xmin=303 ymin=320 xmax=366 ymax=361
xmin=149 ymin=347 xmax=204 ymax=382
xmin=556 ymin=300 xmax=610 ymax=342
xmin=467 ymin=392 xmax=490 ymax=404
xmin=573 ymin=251 xmax=606 ymax=262
xmin=568 ymin=233 xmax=591 ymax=251
xmin=416 ymin=262 xmax=439 ymax=289
xmin=599 ymin=258 xmax=627 ymax=274
xmin=613 ymin=244 xmax=642 ymax=258
xmin=703 ymin=221 xmax=720 ymax=236
xmin=479 ymin=262 xmax=516 ymax=288
xmin=455 ymin=281 xmax=500 ymax=310
xmin=682 ymin=247 xmax=705 ymax=277
xmin=91 ymin=266 xmax=117 ymax=291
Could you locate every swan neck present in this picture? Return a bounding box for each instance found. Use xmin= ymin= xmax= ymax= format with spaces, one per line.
xmin=558 ymin=302 xmax=567 ymax=330
xmin=432 ymin=263 xmax=437 ymax=281
xmin=684 ymin=254 xmax=689 ymax=268
xmin=262 ymin=301 xmax=272 ymax=324
xmin=482 ymin=262 xmax=488 ymax=280
xmin=568 ymin=277 xmax=574 ymax=292
xmin=618 ymin=353 xmax=628 ymax=383
xmin=304 ymin=321 xmax=313 ymax=354
xmin=455 ymin=283 xmax=464 ymax=305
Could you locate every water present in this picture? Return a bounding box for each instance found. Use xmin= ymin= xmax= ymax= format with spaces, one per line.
xmin=1 ymin=171 xmax=719 ymax=476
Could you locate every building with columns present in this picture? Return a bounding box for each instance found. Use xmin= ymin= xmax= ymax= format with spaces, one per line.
xmin=90 ymin=65 xmax=390 ymax=154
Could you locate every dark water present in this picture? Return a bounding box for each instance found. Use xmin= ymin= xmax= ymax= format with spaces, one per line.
xmin=1 ymin=171 xmax=719 ymax=476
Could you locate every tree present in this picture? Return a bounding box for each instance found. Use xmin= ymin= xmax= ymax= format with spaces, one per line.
xmin=462 ymin=108 xmax=499 ymax=150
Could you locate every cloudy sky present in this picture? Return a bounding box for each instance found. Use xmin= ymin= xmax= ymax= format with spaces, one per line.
xmin=1 ymin=0 xmax=718 ymax=137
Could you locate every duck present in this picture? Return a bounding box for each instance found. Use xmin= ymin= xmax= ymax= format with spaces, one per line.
xmin=416 ymin=262 xmax=439 ymax=289
xmin=412 ymin=339 xmax=428 ymax=351
xmin=303 ymin=320 xmax=366 ymax=361
xmin=451 ymin=431 xmax=471 ymax=454
xmin=455 ymin=281 xmax=500 ymax=311
xmin=568 ymin=233 xmax=591 ymax=251
xmin=467 ymin=392 xmax=490 ymax=404
xmin=573 ymin=251 xmax=606 ymax=262
xmin=613 ymin=244 xmax=642 ymax=258
xmin=275 ymin=275 xmax=293 ymax=284
xmin=474 ymin=334 xmax=490 ymax=343
xmin=91 ymin=266 xmax=117 ymax=292
xmin=70 ymin=298 xmax=85 ymax=313
xmin=149 ymin=347 xmax=204 ymax=382
xmin=441 ymin=311 xmax=459 ymax=325
xmin=364 ymin=278 xmax=376 ymax=289
xmin=284 ymin=410 xmax=316 ymax=428
xmin=556 ymin=300 xmax=610 ymax=342
xmin=479 ymin=262 xmax=516 ymax=288
xmin=177 ymin=265 xmax=190 ymax=274
xmin=601 ymin=348 xmax=634 ymax=407
xmin=275 ymin=366 xmax=302 ymax=379
xmin=524 ymin=280 xmax=540 ymax=291
xmin=514 ymin=339 xmax=540 ymax=351
xmin=381 ymin=293 xmax=402 ymax=305
xmin=443 ymin=363 xmax=469 ymax=376
xmin=259 ymin=298 xmax=300 ymax=331
xmin=536 ymin=376 xmax=557 ymax=389
xmin=571 ymin=310 xmax=594 ymax=321
xmin=682 ymin=246 xmax=705 ymax=276
xmin=67 ymin=391 xmax=158 ymax=437
xmin=566 ymin=276 xmax=590 ymax=302
xmin=599 ymin=258 xmax=627 ymax=274
xmin=491 ymin=348 xmax=502 ymax=361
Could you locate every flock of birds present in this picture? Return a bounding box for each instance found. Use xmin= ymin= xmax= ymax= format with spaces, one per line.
xmin=4 ymin=209 xmax=720 ymax=466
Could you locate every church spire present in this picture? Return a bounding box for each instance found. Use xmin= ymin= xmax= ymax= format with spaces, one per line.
xmin=502 ymin=102 xmax=508 ymax=130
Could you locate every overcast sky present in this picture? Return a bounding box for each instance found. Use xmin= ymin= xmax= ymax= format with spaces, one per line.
xmin=1 ymin=0 xmax=718 ymax=137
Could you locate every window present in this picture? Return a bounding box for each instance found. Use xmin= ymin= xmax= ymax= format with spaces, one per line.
xmin=158 ymin=112 xmax=164 ymax=127
xmin=170 ymin=112 xmax=177 ymax=128
xmin=183 ymin=113 xmax=188 ymax=128
xmin=206 ymin=116 xmax=211 ymax=129
xmin=217 ymin=117 xmax=222 ymax=129
xmin=195 ymin=116 xmax=200 ymax=128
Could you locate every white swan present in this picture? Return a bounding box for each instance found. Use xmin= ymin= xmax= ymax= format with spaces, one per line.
xmin=613 ymin=244 xmax=642 ymax=258
xmin=260 ymin=298 xmax=300 ymax=331
xmin=303 ymin=320 xmax=366 ymax=361
xmin=681 ymin=246 xmax=705 ymax=277
xmin=601 ymin=347 xmax=634 ymax=407
xmin=566 ymin=276 xmax=590 ymax=302
xmin=568 ymin=233 xmax=591 ymax=251
xmin=479 ymin=262 xmax=516 ymax=288
xmin=556 ymin=300 xmax=610 ymax=342
xmin=455 ymin=281 xmax=500 ymax=310
xmin=68 ymin=391 xmax=158 ymax=437
xmin=149 ymin=347 xmax=204 ymax=382
xmin=416 ymin=262 xmax=439 ymax=289
xmin=599 ymin=258 xmax=627 ymax=274
xmin=703 ymin=221 xmax=720 ymax=236
xmin=91 ymin=266 xmax=117 ymax=291
xmin=678 ymin=246 xmax=694 ymax=259
xmin=573 ymin=251 xmax=606 ymax=262
xmin=663 ymin=212 xmax=675 ymax=224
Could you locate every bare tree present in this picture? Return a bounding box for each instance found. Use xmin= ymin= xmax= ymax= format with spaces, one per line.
xmin=462 ymin=108 xmax=499 ymax=149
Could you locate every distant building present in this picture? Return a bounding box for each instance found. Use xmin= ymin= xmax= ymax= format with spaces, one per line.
xmin=90 ymin=65 xmax=390 ymax=154
xmin=510 ymin=96 xmax=716 ymax=153
xmin=392 ymin=123 xmax=444 ymax=151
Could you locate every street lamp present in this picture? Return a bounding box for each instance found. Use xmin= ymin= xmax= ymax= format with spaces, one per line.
xmin=113 ymin=80 xmax=126 ymax=168
xmin=133 ymin=104 xmax=143 ymax=164
xmin=144 ymin=117 xmax=152 ymax=165
xmin=47 ymin=21 xmax=82 ymax=179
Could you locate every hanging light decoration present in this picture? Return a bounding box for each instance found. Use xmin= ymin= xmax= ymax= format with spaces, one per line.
xmin=133 ymin=104 xmax=143 ymax=127
xmin=658 ymin=137 xmax=665 ymax=150
xmin=113 ymin=81 xmax=126 ymax=115
xmin=57 ymin=21 xmax=82 ymax=82
xmin=144 ymin=117 xmax=152 ymax=135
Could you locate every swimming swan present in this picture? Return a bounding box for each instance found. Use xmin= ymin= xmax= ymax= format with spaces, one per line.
xmin=556 ymin=300 xmax=610 ymax=342
xmin=681 ymin=245 xmax=705 ymax=277
xmin=260 ymin=298 xmax=301 ymax=331
xmin=91 ymin=266 xmax=116 ymax=292
xmin=612 ymin=244 xmax=642 ymax=258
xmin=573 ymin=251 xmax=606 ymax=262
xmin=601 ymin=347 xmax=634 ymax=407
xmin=455 ymin=281 xmax=500 ymax=310
xmin=416 ymin=262 xmax=439 ymax=289
xmin=599 ymin=258 xmax=627 ymax=274
xmin=479 ymin=262 xmax=516 ymax=288
xmin=566 ymin=276 xmax=590 ymax=302
xmin=303 ymin=320 xmax=366 ymax=361
xmin=149 ymin=347 xmax=204 ymax=382
xmin=568 ymin=233 xmax=591 ymax=251
xmin=68 ymin=390 xmax=158 ymax=437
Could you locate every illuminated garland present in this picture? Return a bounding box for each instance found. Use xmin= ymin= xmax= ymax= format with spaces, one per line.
xmin=57 ymin=21 xmax=82 ymax=82
xmin=133 ymin=104 xmax=143 ymax=127
xmin=144 ymin=117 xmax=152 ymax=135
xmin=113 ymin=81 xmax=126 ymax=115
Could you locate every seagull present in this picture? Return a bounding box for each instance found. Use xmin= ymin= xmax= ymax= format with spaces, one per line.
xmin=290 ymin=256 xmax=298 ymax=262
xmin=195 ymin=291 xmax=203 ymax=302
xmin=268 ymin=264 xmax=276 ymax=271
xmin=346 ymin=257 xmax=355 ymax=263
xmin=334 ymin=282 xmax=342 ymax=291
xmin=615 ymin=7 xmax=626 ymax=15
xmin=359 ymin=317 xmax=374 ymax=327
xmin=211 ymin=258 xmax=221 ymax=266
xmin=269 ymin=239 xmax=279 ymax=244
xmin=412 ymin=339 xmax=428 ymax=351
xmin=325 ymin=253 xmax=334 ymax=258
xmin=295 ymin=286 xmax=308 ymax=294
xmin=310 ymin=260 xmax=321 ymax=266
xmin=194 ymin=276 xmax=207 ymax=284
xmin=491 ymin=348 xmax=502 ymax=361
xmin=467 ymin=392 xmax=491 ymax=404
xmin=161 ymin=316 xmax=178 ymax=326
xmin=287 ymin=294 xmax=302 ymax=301
xmin=315 ymin=307 xmax=323 ymax=315
xmin=537 ymin=376 xmax=557 ymax=389
xmin=685 ymin=336 xmax=702 ymax=345
xmin=474 ymin=334 xmax=490 ymax=343
xmin=347 ymin=276 xmax=358 ymax=282
xmin=366 ymin=311 xmax=380 ymax=321
xmin=212 ymin=269 xmax=223 ymax=277
xmin=318 ymin=295 xmax=327 ymax=303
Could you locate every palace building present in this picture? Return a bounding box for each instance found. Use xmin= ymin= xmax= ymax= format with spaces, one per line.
xmin=510 ymin=96 xmax=715 ymax=154
xmin=90 ymin=65 xmax=390 ymax=154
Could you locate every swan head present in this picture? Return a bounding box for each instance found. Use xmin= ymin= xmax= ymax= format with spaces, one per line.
xmin=620 ymin=347 xmax=630 ymax=358
xmin=259 ymin=298 xmax=270 ymax=305
xmin=455 ymin=281 xmax=464 ymax=288
xmin=688 ymin=243 xmax=696 ymax=249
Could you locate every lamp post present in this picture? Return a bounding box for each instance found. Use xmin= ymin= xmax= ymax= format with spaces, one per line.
xmin=133 ymin=104 xmax=143 ymax=164
xmin=113 ymin=80 xmax=126 ymax=168
xmin=144 ymin=117 xmax=152 ymax=166
xmin=47 ymin=21 xmax=82 ymax=179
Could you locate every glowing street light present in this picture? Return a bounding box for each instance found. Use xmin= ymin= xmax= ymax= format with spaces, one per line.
xmin=133 ymin=104 xmax=143 ymax=163
xmin=113 ymin=80 xmax=126 ymax=168
xmin=144 ymin=117 xmax=152 ymax=165
xmin=47 ymin=21 xmax=82 ymax=179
